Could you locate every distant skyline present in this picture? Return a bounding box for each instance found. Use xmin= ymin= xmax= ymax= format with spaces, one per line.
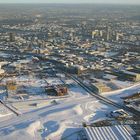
xmin=0 ymin=0 xmax=140 ymax=4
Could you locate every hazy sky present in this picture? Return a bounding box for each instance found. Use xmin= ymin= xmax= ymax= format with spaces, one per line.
xmin=0 ymin=0 xmax=140 ymax=4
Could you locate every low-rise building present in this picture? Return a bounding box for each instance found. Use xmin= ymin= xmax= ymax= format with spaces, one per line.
xmin=119 ymin=70 xmax=140 ymax=82
xmin=84 ymin=125 xmax=136 ymax=140
xmin=91 ymin=82 xmax=112 ymax=93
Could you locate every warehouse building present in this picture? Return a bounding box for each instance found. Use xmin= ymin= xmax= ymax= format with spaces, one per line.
xmin=84 ymin=125 xmax=136 ymax=140
xmin=118 ymin=70 xmax=140 ymax=82
xmin=91 ymin=82 xmax=112 ymax=93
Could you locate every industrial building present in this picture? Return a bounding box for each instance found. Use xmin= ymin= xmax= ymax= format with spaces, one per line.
xmin=118 ymin=70 xmax=140 ymax=82
xmin=91 ymin=82 xmax=112 ymax=93
xmin=84 ymin=125 xmax=136 ymax=140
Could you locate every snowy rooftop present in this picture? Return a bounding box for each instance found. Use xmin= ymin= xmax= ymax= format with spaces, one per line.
xmin=84 ymin=125 xmax=135 ymax=140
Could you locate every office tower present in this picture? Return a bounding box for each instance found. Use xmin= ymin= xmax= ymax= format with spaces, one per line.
xmin=9 ymin=32 xmax=15 ymax=42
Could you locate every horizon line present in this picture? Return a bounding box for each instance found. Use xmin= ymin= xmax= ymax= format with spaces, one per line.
xmin=0 ymin=2 xmax=140 ymax=5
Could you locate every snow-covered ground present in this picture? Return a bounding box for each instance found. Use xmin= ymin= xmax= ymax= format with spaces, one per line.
xmin=103 ymin=82 xmax=140 ymax=103
xmin=0 ymin=79 xmax=116 ymax=140
xmin=0 ymin=72 xmax=139 ymax=140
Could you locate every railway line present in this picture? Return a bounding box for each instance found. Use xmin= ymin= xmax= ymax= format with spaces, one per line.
xmin=69 ymin=74 xmax=140 ymax=117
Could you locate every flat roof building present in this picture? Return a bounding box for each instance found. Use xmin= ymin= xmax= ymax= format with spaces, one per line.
xmin=120 ymin=70 xmax=140 ymax=82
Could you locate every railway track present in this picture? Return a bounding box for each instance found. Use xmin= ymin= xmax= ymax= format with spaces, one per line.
xmin=69 ymin=75 xmax=140 ymax=117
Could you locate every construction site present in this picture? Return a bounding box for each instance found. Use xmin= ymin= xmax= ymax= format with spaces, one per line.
xmin=0 ymin=57 xmax=71 ymax=116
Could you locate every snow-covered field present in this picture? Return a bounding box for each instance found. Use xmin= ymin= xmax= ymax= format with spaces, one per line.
xmin=0 ymin=79 xmax=116 ymax=140
xmin=0 ymin=76 xmax=139 ymax=140
xmin=103 ymin=82 xmax=140 ymax=103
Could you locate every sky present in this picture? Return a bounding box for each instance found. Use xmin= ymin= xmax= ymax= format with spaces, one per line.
xmin=0 ymin=0 xmax=140 ymax=4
